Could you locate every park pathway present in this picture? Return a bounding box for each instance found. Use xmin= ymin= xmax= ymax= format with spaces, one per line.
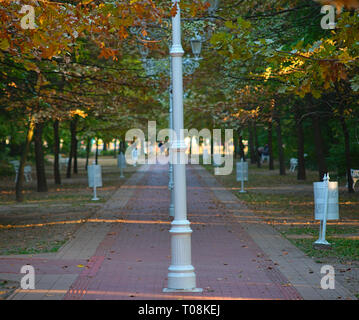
xmin=4 ymin=164 xmax=355 ymax=300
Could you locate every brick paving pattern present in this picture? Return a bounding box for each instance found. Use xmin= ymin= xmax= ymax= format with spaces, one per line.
xmin=63 ymin=164 xmax=301 ymax=300
xmin=2 ymin=164 xmax=355 ymax=300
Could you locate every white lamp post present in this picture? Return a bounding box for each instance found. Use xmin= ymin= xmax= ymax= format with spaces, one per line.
xmin=169 ymin=34 xmax=203 ymax=219
xmin=164 ymin=0 xmax=201 ymax=292
xmin=138 ymin=40 xmax=201 ymax=220
xmin=134 ymin=4 xmax=208 ymax=292
xmin=168 ymin=59 xmax=175 ymax=218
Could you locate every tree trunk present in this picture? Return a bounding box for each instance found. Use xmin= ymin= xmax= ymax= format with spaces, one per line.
xmin=275 ymin=116 xmax=286 ymax=175
xmin=72 ymin=122 xmax=78 ymax=174
xmin=103 ymin=142 xmax=107 ymax=151
xmin=120 ymin=140 xmax=126 ymax=154
xmin=113 ymin=139 xmax=117 ymax=158
xmin=237 ymin=131 xmax=245 ymax=160
xmin=73 ymin=138 xmax=78 ymax=174
xmin=66 ymin=148 xmax=72 ymax=178
xmin=312 ymin=114 xmax=328 ymax=181
xmin=339 ymin=115 xmax=354 ymax=193
xmin=295 ymin=111 xmax=306 ymax=180
xmin=248 ymin=122 xmax=256 ymax=164
xmin=16 ymin=120 xmax=35 ymax=202
xmin=95 ymin=139 xmax=99 ymax=165
xmin=66 ymin=118 xmax=77 ymax=178
xmin=85 ymin=137 xmax=91 ymax=171
xmin=53 ymin=120 xmax=61 ymax=185
xmin=253 ymin=120 xmax=261 ymax=168
xmin=268 ymin=119 xmax=274 ymax=170
xmin=34 ymin=122 xmax=48 ymax=192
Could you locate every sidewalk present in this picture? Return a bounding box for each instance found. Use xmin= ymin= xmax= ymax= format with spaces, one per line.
xmin=3 ymin=164 xmax=355 ymax=300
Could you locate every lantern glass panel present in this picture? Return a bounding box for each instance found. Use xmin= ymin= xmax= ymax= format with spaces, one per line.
xmin=190 ymin=38 xmax=202 ymax=58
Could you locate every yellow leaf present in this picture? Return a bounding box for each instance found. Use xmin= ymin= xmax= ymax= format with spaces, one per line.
xmin=0 ymin=39 xmax=9 ymax=51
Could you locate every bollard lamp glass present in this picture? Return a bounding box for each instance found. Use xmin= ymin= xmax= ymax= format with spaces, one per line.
xmin=190 ymin=36 xmax=202 ymax=60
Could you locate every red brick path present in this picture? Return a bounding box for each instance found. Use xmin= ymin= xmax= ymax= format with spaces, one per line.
xmin=64 ymin=164 xmax=302 ymax=300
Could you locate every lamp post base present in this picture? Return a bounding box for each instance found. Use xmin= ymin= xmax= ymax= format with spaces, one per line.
xmin=92 ymin=197 xmax=100 ymax=201
xmin=239 ymin=190 xmax=247 ymax=194
xmin=164 ymin=267 xmax=201 ymax=292
xmin=313 ymin=239 xmax=331 ymax=248
xmin=163 ymin=287 xmax=203 ymax=293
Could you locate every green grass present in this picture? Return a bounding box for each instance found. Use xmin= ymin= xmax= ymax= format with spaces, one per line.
xmin=1 ymin=188 xmax=112 ymax=205
xmin=290 ymin=238 xmax=359 ymax=262
xmin=282 ymin=226 xmax=359 ymax=236
xmin=0 ymin=239 xmax=67 ymax=256
xmin=203 ymin=161 xmax=359 ymax=264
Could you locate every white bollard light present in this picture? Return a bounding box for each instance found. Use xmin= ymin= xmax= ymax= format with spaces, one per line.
xmin=313 ymin=173 xmax=339 ymax=246
xmin=117 ymin=152 xmax=126 ymax=178
xmin=88 ymin=161 xmax=102 ymax=201
xmin=132 ymin=148 xmax=138 ymax=167
xmin=236 ymin=158 xmax=248 ymax=193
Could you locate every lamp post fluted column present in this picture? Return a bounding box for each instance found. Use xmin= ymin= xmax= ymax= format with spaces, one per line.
xmin=168 ymin=63 xmax=175 ymax=218
xmin=163 ymin=0 xmax=201 ymax=292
